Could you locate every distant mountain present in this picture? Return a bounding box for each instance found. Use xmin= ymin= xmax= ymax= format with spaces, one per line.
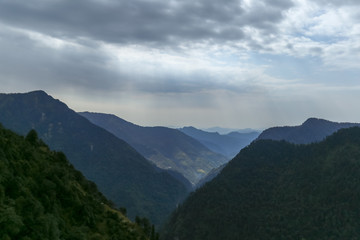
xmin=203 ymin=127 xmax=258 ymax=135
xmin=179 ymin=126 xmax=259 ymax=158
xmin=203 ymin=127 xmax=241 ymax=134
xmin=0 ymin=125 xmax=149 ymax=240
xmin=257 ymin=117 xmax=360 ymax=144
xmin=0 ymin=91 xmax=188 ymax=226
xmin=162 ymin=127 xmax=360 ymax=239
xmin=79 ymin=112 xmax=228 ymax=185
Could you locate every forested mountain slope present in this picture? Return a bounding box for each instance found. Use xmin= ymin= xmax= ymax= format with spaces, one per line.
xmin=80 ymin=112 xmax=228 ymax=185
xmin=162 ymin=127 xmax=360 ymax=239
xmin=0 ymin=91 xmax=188 ymax=226
xmin=0 ymin=126 xmax=151 ymax=240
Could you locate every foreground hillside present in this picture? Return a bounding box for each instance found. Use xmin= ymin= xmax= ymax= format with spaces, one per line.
xmin=162 ymin=127 xmax=360 ymax=239
xmin=0 ymin=126 xmax=149 ymax=240
xmin=80 ymin=112 xmax=228 ymax=185
xmin=0 ymin=91 xmax=188 ymax=226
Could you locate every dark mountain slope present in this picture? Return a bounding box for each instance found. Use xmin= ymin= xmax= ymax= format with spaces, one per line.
xmin=257 ymin=117 xmax=360 ymax=144
xmin=162 ymin=127 xmax=360 ymax=239
xmin=79 ymin=112 xmax=228 ymax=185
xmin=179 ymin=126 xmax=259 ymax=158
xmin=0 ymin=91 xmax=188 ymax=226
xmin=0 ymin=126 xmax=149 ymax=240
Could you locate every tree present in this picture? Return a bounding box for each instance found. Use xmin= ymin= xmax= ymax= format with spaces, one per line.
xmin=25 ymin=129 xmax=38 ymax=145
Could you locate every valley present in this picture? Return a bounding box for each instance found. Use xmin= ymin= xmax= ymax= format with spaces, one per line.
xmin=1 ymin=1 xmax=358 ymax=238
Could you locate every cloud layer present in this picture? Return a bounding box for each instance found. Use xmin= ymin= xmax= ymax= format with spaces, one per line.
xmin=1 ymin=0 xmax=359 ymax=128
xmin=0 ymin=0 xmax=293 ymax=46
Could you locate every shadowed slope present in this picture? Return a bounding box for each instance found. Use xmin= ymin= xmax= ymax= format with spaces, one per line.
xmin=80 ymin=112 xmax=228 ymax=185
xmin=162 ymin=127 xmax=360 ymax=239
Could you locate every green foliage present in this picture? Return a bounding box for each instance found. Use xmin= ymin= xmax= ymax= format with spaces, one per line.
xmin=0 ymin=126 xmax=149 ymax=240
xmin=25 ymin=129 xmax=38 ymax=145
xmin=135 ymin=216 xmax=160 ymax=240
xmin=162 ymin=127 xmax=360 ymax=240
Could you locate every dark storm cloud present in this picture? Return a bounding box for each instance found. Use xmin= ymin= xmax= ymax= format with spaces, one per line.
xmin=0 ymin=0 xmax=294 ymax=47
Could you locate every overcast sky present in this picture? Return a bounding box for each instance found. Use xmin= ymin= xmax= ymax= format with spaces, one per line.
xmin=1 ymin=0 xmax=360 ymax=129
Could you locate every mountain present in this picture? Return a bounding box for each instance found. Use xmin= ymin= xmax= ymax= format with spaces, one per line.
xmin=0 ymin=125 xmax=151 ymax=240
xmin=257 ymin=117 xmax=360 ymax=144
xmin=79 ymin=112 xmax=228 ymax=185
xmin=179 ymin=126 xmax=259 ymax=158
xmin=203 ymin=127 xmax=258 ymax=134
xmin=162 ymin=127 xmax=360 ymax=239
xmin=0 ymin=91 xmax=188 ymax=226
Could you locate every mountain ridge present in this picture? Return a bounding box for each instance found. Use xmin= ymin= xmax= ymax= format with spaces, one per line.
xmin=79 ymin=111 xmax=228 ymax=185
xmin=179 ymin=126 xmax=259 ymax=159
xmin=0 ymin=90 xmax=188 ymax=226
xmin=257 ymin=117 xmax=360 ymax=144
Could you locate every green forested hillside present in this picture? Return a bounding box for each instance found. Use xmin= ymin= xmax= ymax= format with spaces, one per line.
xmin=0 ymin=126 xmax=151 ymax=240
xmin=0 ymin=91 xmax=188 ymax=226
xmin=162 ymin=127 xmax=360 ymax=239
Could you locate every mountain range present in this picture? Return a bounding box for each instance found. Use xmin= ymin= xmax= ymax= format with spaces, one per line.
xmin=194 ymin=118 xmax=360 ymax=188
xmin=162 ymin=127 xmax=360 ymax=239
xmin=257 ymin=117 xmax=360 ymax=144
xmin=179 ymin=126 xmax=259 ymax=159
xmin=79 ymin=112 xmax=228 ymax=185
xmin=203 ymin=127 xmax=253 ymax=134
xmin=0 ymin=91 xmax=188 ymax=226
xmin=4 ymin=90 xmax=360 ymax=237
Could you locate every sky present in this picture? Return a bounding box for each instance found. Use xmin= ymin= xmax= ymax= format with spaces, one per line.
xmin=1 ymin=0 xmax=360 ymax=129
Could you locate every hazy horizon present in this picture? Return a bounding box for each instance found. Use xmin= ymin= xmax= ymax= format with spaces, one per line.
xmin=1 ymin=0 xmax=359 ymax=129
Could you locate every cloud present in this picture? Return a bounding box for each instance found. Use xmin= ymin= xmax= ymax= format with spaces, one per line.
xmin=0 ymin=22 xmax=267 ymax=97
xmin=0 ymin=0 xmax=357 ymax=63
xmin=242 ymin=0 xmax=360 ymax=72
xmin=0 ymin=0 xmax=294 ymax=48
xmin=313 ymin=0 xmax=360 ymax=6
xmin=1 ymin=0 xmax=360 ymax=128
xmin=0 ymin=25 xmax=121 ymax=93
